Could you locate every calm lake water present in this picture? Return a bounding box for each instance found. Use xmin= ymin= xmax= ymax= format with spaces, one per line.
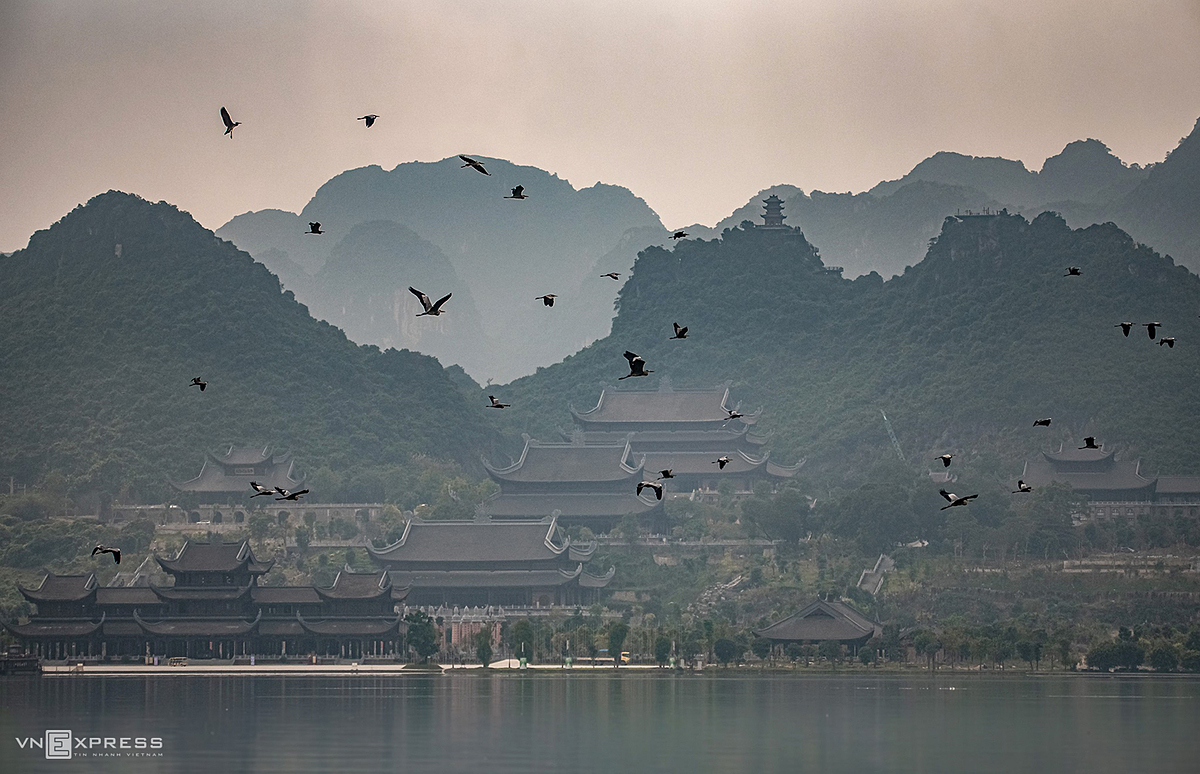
xmin=1 ymin=672 xmax=1197 ymax=773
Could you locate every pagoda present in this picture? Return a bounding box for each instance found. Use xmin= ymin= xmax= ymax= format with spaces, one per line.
xmin=367 ymin=514 xmax=614 ymax=607
xmin=171 ymin=445 xmax=304 ymax=502
xmin=761 ymin=194 xmax=787 ymax=228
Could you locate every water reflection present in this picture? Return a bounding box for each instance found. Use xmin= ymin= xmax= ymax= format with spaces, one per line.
xmin=1 ymin=674 xmax=1196 ymax=773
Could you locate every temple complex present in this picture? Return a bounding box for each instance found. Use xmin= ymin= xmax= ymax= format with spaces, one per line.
xmin=368 ymin=515 xmax=614 ymax=608
xmin=171 ymin=445 xmax=304 ymax=503
xmin=1021 ymin=444 xmax=1200 ymax=522
xmin=6 ymin=540 xmax=407 ymax=661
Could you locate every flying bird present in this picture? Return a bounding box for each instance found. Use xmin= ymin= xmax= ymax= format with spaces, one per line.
xmin=1143 ymin=322 xmax=1161 ymax=339
xmin=536 ymin=294 xmax=557 ymax=307
xmin=1033 ymin=418 xmax=1052 ymax=427
xmin=275 ymin=488 xmax=310 ymax=502
xmin=937 ymin=454 xmax=954 ymax=468
xmin=1063 ymin=266 xmax=1081 ymax=277
xmin=1079 ymin=437 xmax=1099 ymax=450
xmin=92 ymin=544 xmax=121 ymax=564
xmin=1115 ymin=322 xmax=1133 ymax=337
xmin=459 ymin=155 xmax=490 ymax=175
xmin=619 ymin=351 xmax=653 ymax=380
xmin=357 ymin=114 xmax=379 ymax=127
xmin=725 ymin=409 xmax=744 ymax=421
xmin=658 ymin=469 xmax=675 ymax=480
xmin=504 ymin=186 xmax=527 ymax=200
xmin=220 ymin=106 xmax=240 ymax=138
xmin=713 ymin=456 xmax=730 ymax=470
xmin=409 ymin=286 xmax=452 ymax=316
xmin=938 ymin=489 xmax=978 ymax=510
xmin=1159 ymin=337 xmax=1175 ymax=348
xmin=637 ymin=480 xmax=664 ymax=500
xmin=487 ymin=395 xmax=510 ymax=409
xmin=670 ymin=322 xmax=688 ymax=340
xmin=190 ymin=377 xmax=207 ymax=392
xmin=1012 ymin=480 xmax=1032 ymax=493
xmin=601 ymin=272 xmax=621 ymax=280
xmin=306 ymin=222 xmax=323 ymax=235
xmin=670 ymin=231 xmax=688 ymax=240
xmin=249 ymin=481 xmax=275 ymax=498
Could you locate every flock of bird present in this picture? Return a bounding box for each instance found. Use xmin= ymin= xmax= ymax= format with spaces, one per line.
xmin=927 ymin=264 xmax=1182 ymax=514
xmin=90 ymin=107 xmax=1188 ymax=567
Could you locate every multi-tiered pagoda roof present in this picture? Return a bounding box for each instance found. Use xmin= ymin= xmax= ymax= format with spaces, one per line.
xmin=170 ymin=444 xmax=303 ymax=501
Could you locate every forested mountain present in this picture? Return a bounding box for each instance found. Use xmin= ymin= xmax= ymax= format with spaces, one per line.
xmin=0 ymin=192 xmax=500 ymax=502
xmin=216 ymin=156 xmax=665 ymax=381
xmin=499 ymin=212 xmax=1200 ymax=482
xmin=712 ymin=126 xmax=1200 ymax=280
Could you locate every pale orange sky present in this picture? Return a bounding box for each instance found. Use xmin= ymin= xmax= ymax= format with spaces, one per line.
xmin=1 ymin=0 xmax=1199 ymax=252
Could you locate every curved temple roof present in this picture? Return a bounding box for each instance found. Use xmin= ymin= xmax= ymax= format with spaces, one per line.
xmin=755 ymin=600 xmax=879 ymax=643
xmin=570 ymin=382 xmax=761 ymax=427
xmin=484 ymin=437 xmax=643 ymax=484
xmin=156 ymin=540 xmax=275 ymax=575
xmin=19 ymin=572 xmax=98 ymax=603
xmin=133 ymin=609 xmax=262 ymax=637
xmin=367 ymin=515 xmax=571 ymax=564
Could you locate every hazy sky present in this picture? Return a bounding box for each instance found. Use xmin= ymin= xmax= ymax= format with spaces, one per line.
xmin=2 ymin=0 xmax=1199 ymax=252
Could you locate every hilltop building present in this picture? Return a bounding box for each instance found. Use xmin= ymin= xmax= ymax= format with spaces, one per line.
xmin=761 ymin=194 xmax=788 ymax=228
xmin=6 ymin=540 xmax=407 ymax=661
xmin=1021 ymin=445 xmax=1200 ymax=522
xmin=171 ymin=445 xmax=303 ymax=503
xmin=368 ymin=514 xmax=614 ymax=608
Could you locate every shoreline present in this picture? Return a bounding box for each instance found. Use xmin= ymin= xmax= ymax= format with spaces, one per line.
xmin=24 ymin=661 xmax=1200 ymax=679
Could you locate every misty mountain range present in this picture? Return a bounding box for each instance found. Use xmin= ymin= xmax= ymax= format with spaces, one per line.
xmin=216 ymin=119 xmax=1200 ymax=383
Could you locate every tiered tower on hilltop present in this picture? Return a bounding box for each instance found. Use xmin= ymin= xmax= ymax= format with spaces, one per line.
xmin=761 ymin=194 xmax=787 ymax=228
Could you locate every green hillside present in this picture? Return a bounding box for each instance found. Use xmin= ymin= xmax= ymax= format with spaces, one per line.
xmin=0 ymin=192 xmax=501 ymax=502
xmin=499 ymin=211 xmax=1200 ymax=480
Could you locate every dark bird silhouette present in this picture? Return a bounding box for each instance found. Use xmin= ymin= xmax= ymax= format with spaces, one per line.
xmin=713 ymin=456 xmax=730 ymax=470
xmin=1012 ymin=480 xmax=1032 ymax=493
xmin=274 ymin=488 xmax=310 ymax=502
xmin=601 ymin=272 xmax=621 ymax=280
xmin=938 ymin=489 xmax=978 ymax=510
xmin=306 ymin=222 xmax=323 ymax=235
xmin=1079 ymin=437 xmax=1099 ymax=450
xmin=1033 ymin=418 xmax=1052 ymax=427
xmin=358 ymin=114 xmax=379 ymax=127
xmin=1159 ymin=337 xmax=1175 ymax=347
xmin=670 ymin=231 xmax=688 ymax=240
xmin=670 ymin=322 xmax=688 ymax=340
xmin=725 ymin=409 xmax=743 ymax=421
xmin=1143 ymin=322 xmax=1161 ymax=339
xmin=220 ymin=106 xmax=240 ymax=138
xmin=249 ymin=481 xmax=274 ymax=498
xmin=619 ymin=351 xmax=653 ymax=380
xmin=92 ymin=544 xmax=121 ymax=564
xmin=459 ymin=155 xmax=490 ymax=175
xmin=190 ymin=377 xmax=207 ymax=392
xmin=504 ymin=185 xmax=527 ymax=199
xmin=1063 ymin=266 xmax=1081 ymax=277
xmin=409 ymin=286 xmax=452 ymax=316
xmin=637 ymin=480 xmax=664 ymax=500
xmin=937 ymin=454 xmax=954 ymax=468
xmin=536 ymin=294 xmax=557 ymax=307
xmin=658 ymin=469 xmax=674 ymax=480
xmin=487 ymin=395 xmax=510 ymax=409
xmin=1115 ymin=322 xmax=1133 ymax=337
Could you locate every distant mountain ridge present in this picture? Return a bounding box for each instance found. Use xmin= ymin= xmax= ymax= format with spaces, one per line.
xmin=217 ymin=156 xmax=665 ymax=381
xmin=0 ymin=191 xmax=500 ymax=500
